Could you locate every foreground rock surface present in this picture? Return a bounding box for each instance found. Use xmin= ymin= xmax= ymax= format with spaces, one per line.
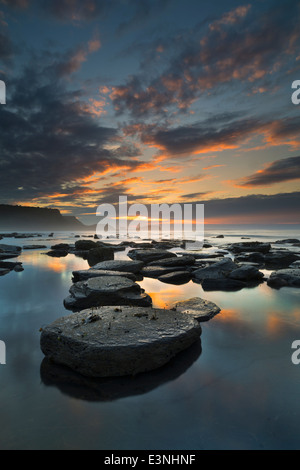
xmin=40 ymin=306 xmax=202 ymax=377
xmin=267 ymin=268 xmax=300 ymax=288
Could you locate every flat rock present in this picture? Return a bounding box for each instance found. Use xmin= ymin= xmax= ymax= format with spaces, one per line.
xmin=87 ymin=247 xmax=114 ymax=267
xmin=148 ymin=255 xmax=195 ymax=267
xmin=92 ymin=260 xmax=144 ymax=274
xmin=267 ymin=269 xmax=300 ymax=289
xmin=141 ymin=265 xmax=185 ymax=278
xmin=228 ymin=242 xmax=271 ymax=254
xmin=23 ymin=245 xmax=47 ymax=250
xmin=263 ymin=252 xmax=300 ymax=269
xmin=40 ymin=306 xmax=202 ymax=377
xmin=0 ymin=244 xmax=22 ymax=253
xmin=174 ymin=297 xmax=221 ymax=322
xmin=64 ymin=276 xmax=152 ymax=311
xmin=72 ymin=269 xmax=137 ymax=283
xmin=127 ymin=249 xmax=177 ymax=264
xmin=158 ymin=271 xmax=192 ymax=285
xmin=0 ymin=268 xmax=10 ymax=276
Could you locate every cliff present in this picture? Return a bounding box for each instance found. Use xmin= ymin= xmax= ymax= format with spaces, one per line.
xmin=0 ymin=205 xmax=92 ymax=231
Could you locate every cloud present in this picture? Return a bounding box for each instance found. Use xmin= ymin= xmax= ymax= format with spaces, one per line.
xmin=0 ymin=55 xmax=143 ymax=205
xmin=0 ymin=0 xmax=29 ymax=8
xmin=110 ymin=1 xmax=300 ymax=118
xmin=236 ymin=156 xmax=300 ymax=187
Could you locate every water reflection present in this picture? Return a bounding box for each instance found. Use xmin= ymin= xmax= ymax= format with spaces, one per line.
xmin=40 ymin=340 xmax=202 ymax=402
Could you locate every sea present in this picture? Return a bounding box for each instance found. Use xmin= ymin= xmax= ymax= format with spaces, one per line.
xmin=0 ymin=225 xmax=299 ymax=450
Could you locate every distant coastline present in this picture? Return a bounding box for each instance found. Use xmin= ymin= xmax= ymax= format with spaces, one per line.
xmin=0 ymin=205 xmax=95 ymax=231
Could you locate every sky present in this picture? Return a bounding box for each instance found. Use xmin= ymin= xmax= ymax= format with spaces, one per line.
xmin=0 ymin=0 xmax=299 ymax=225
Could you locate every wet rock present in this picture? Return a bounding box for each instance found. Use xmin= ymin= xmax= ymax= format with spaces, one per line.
xmin=235 ymin=252 xmax=265 ymax=264
xmin=0 ymin=268 xmax=10 ymax=276
xmin=228 ymin=242 xmax=271 ymax=254
xmin=274 ymin=239 xmax=300 ymax=244
xmin=201 ymin=278 xmax=247 ymax=292
xmin=267 ymin=269 xmax=300 ymax=289
xmin=87 ymin=247 xmax=114 ymax=267
xmin=0 ymin=244 xmax=22 ymax=260
xmin=92 ymin=260 xmax=144 ymax=274
xmin=40 ymin=306 xmax=202 ymax=377
xmin=158 ymin=271 xmax=192 ymax=285
xmin=193 ymin=258 xmax=237 ymax=281
xmin=45 ymin=250 xmax=69 ymax=258
xmin=74 ymin=240 xmax=98 ymax=251
xmin=64 ymin=276 xmax=151 ymax=311
xmin=128 ymin=249 xmax=177 ymax=264
xmin=141 ymin=265 xmax=185 ymax=278
xmin=174 ymin=297 xmax=221 ymax=322
xmin=72 ymin=269 xmax=137 ymax=283
xmin=263 ymin=252 xmax=300 ymax=269
xmin=228 ymin=265 xmax=264 ymax=281
xmin=148 ymin=255 xmax=195 ymax=267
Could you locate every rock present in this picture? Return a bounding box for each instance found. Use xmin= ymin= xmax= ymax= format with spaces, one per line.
xmin=87 ymin=247 xmax=114 ymax=267
xmin=148 ymin=255 xmax=195 ymax=267
xmin=201 ymin=278 xmax=247 ymax=292
xmin=263 ymin=252 xmax=300 ymax=269
xmin=274 ymin=239 xmax=300 ymax=244
xmin=92 ymin=260 xmax=144 ymax=274
xmin=0 ymin=268 xmax=10 ymax=276
xmin=23 ymin=245 xmax=47 ymax=250
xmin=72 ymin=269 xmax=137 ymax=283
xmin=215 ymin=235 xmax=224 ymax=238
xmin=45 ymin=250 xmax=69 ymax=258
xmin=178 ymin=252 xmax=223 ymax=260
xmin=64 ymin=276 xmax=152 ymax=311
xmin=141 ymin=266 xmax=186 ymax=278
xmin=193 ymin=258 xmax=237 ymax=281
xmin=228 ymin=265 xmax=264 ymax=281
xmin=0 ymin=244 xmax=22 ymax=254
xmin=127 ymin=249 xmax=177 ymax=264
xmin=289 ymin=261 xmax=300 ymax=268
xmin=13 ymin=264 xmax=24 ymax=272
xmin=235 ymin=252 xmax=265 ymax=264
xmin=74 ymin=240 xmax=98 ymax=251
xmin=158 ymin=271 xmax=192 ymax=285
xmin=40 ymin=306 xmax=202 ymax=377
xmin=228 ymin=242 xmax=271 ymax=254
xmin=174 ymin=297 xmax=221 ymax=322
xmin=267 ymin=269 xmax=300 ymax=289
xmin=51 ymin=243 xmax=70 ymax=251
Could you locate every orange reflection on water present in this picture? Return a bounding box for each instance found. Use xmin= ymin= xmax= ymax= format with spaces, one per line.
xmin=214 ymin=308 xmax=241 ymax=323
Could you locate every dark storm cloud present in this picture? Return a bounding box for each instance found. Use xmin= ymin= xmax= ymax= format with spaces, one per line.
xmin=0 ymin=57 xmax=141 ymax=204
xmin=237 ymin=156 xmax=300 ymax=187
xmin=111 ymin=1 xmax=300 ymax=118
xmin=0 ymin=30 xmax=14 ymax=62
xmin=0 ymin=0 xmax=29 ymax=8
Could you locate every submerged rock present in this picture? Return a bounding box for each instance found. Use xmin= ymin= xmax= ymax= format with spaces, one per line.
xmin=40 ymin=306 xmax=202 ymax=377
xmin=174 ymin=297 xmax=221 ymax=322
xmin=64 ymin=275 xmax=151 ymax=311
xmin=228 ymin=242 xmax=271 ymax=254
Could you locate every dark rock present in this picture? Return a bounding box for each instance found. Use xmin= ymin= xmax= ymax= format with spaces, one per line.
xmin=264 ymin=252 xmax=300 ymax=269
xmin=158 ymin=271 xmax=192 ymax=285
xmin=228 ymin=242 xmax=271 ymax=254
xmin=201 ymin=278 xmax=247 ymax=292
xmin=0 ymin=268 xmax=10 ymax=276
xmin=267 ymin=269 xmax=300 ymax=289
xmin=40 ymin=306 xmax=202 ymax=377
xmin=51 ymin=243 xmax=70 ymax=251
xmin=72 ymin=269 xmax=137 ymax=283
xmin=274 ymin=239 xmax=300 ymax=244
xmin=74 ymin=240 xmax=98 ymax=251
xmin=92 ymin=260 xmax=144 ymax=274
xmin=64 ymin=276 xmax=152 ymax=311
xmin=235 ymin=252 xmax=265 ymax=264
xmin=174 ymin=297 xmax=221 ymax=322
xmin=193 ymin=258 xmax=237 ymax=281
xmin=23 ymin=245 xmax=47 ymax=250
xmin=141 ymin=265 xmax=185 ymax=278
xmin=45 ymin=250 xmax=69 ymax=258
xmin=87 ymin=247 xmax=114 ymax=267
xmin=128 ymin=249 xmax=177 ymax=264
xmin=228 ymin=265 xmax=264 ymax=281
xmin=148 ymin=255 xmax=195 ymax=267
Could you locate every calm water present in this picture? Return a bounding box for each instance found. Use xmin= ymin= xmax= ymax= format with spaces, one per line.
xmin=0 ymin=228 xmax=299 ymax=450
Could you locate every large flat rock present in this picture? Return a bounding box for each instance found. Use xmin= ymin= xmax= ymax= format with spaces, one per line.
xmin=267 ymin=268 xmax=300 ymax=288
xmin=127 ymin=249 xmax=177 ymax=264
xmin=40 ymin=306 xmax=202 ymax=377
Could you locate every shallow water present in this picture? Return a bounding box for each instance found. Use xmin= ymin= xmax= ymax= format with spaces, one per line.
xmin=0 ymin=228 xmax=299 ymax=449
